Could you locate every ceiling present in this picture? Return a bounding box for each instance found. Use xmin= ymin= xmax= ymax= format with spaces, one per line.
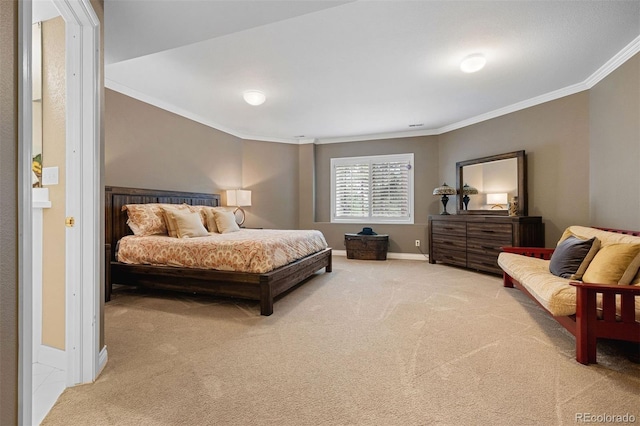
xmin=105 ymin=0 xmax=640 ymax=144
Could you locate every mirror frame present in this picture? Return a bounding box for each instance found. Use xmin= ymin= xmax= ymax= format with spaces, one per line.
xmin=456 ymin=150 xmax=527 ymax=216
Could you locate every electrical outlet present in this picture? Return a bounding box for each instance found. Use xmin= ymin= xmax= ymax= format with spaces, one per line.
xmin=415 ymin=239 xmax=421 ymax=247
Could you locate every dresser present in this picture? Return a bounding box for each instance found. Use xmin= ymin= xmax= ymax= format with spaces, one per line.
xmin=428 ymin=215 xmax=544 ymax=275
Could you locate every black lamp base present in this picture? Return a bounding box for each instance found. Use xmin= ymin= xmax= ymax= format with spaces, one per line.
xmin=440 ymin=194 xmax=450 ymax=215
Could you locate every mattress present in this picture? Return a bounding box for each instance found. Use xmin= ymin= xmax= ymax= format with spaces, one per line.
xmin=116 ymin=229 xmax=328 ymax=274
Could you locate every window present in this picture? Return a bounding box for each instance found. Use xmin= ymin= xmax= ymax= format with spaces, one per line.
xmin=331 ymin=153 xmax=414 ymax=224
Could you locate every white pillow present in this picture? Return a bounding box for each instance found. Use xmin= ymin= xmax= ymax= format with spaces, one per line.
xmin=168 ymin=210 xmax=209 ymax=238
xmin=213 ymin=210 xmax=240 ymax=234
xmin=202 ymin=206 xmax=230 ymax=233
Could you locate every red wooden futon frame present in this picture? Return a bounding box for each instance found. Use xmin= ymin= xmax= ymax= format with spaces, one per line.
xmin=501 ymin=227 xmax=640 ymax=365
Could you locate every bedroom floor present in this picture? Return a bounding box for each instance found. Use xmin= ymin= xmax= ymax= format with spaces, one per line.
xmin=42 ymin=256 xmax=640 ymax=425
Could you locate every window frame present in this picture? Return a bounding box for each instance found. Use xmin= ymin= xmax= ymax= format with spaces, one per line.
xmin=330 ymin=153 xmax=414 ymax=224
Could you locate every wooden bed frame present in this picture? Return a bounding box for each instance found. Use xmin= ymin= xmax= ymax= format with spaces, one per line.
xmin=105 ymin=186 xmax=332 ymax=315
xmin=501 ymin=227 xmax=640 ymax=365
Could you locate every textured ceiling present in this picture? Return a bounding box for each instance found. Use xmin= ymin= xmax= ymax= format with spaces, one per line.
xmin=105 ymin=0 xmax=640 ymax=143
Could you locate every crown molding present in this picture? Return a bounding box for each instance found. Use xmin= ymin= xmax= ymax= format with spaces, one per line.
xmin=584 ymin=34 xmax=640 ymax=89
xmin=314 ymin=127 xmax=439 ymax=144
xmin=105 ymin=79 xmax=300 ymax=144
xmin=107 ymin=34 xmax=640 ymax=145
xmin=434 ymin=81 xmax=589 ymax=135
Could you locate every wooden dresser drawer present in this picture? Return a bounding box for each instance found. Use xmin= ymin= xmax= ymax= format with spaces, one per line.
xmin=431 ymin=233 xmax=466 ymax=251
xmin=467 ymin=236 xmax=511 ymax=258
xmin=467 ymin=223 xmax=512 ymax=242
xmin=467 ymin=253 xmax=502 ymax=275
xmin=432 ymin=247 xmax=466 ymax=268
xmin=431 ymin=221 xmax=466 ymax=236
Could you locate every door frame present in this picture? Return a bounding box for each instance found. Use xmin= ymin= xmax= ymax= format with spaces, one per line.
xmin=18 ymin=0 xmax=103 ymax=424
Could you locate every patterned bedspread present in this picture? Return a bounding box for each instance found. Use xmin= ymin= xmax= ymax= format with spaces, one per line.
xmin=116 ymin=229 xmax=328 ymax=274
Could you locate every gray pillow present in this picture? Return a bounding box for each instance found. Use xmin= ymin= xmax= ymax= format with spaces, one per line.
xmin=549 ymin=236 xmax=599 ymax=279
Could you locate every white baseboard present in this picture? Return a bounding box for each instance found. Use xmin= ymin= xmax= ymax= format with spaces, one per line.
xmin=98 ymin=345 xmax=108 ymax=376
xmin=333 ymin=249 xmax=428 ymax=261
xmin=37 ymin=344 xmax=66 ymax=371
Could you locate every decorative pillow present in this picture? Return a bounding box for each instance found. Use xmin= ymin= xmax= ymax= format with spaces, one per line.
xmin=166 ymin=210 xmax=209 ymax=238
xmin=160 ymin=204 xmax=190 ymax=237
xmin=202 ymin=207 xmax=231 ymax=233
xmin=558 ymin=227 xmax=587 ymax=245
xmin=187 ymin=205 xmax=209 ymax=227
xmin=620 ymin=253 xmax=640 ymax=285
xmin=582 ymin=244 xmax=640 ymax=285
xmin=123 ymin=204 xmax=168 ymax=236
xmin=213 ymin=210 xmax=240 ymax=234
xmin=549 ymin=236 xmax=600 ymax=279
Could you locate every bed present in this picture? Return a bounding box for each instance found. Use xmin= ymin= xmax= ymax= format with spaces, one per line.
xmin=105 ymin=186 xmax=332 ymax=315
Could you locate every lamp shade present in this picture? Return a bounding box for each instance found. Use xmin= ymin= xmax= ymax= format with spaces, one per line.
xmin=462 ymin=183 xmax=478 ymax=195
xmin=433 ymin=183 xmax=456 ymax=196
xmin=226 ymin=189 xmax=252 ymax=207
xmin=486 ymin=193 xmax=508 ymax=205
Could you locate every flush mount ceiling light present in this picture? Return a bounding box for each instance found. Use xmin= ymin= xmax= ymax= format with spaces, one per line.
xmin=243 ymin=90 xmax=266 ymax=106
xmin=460 ymin=54 xmax=486 ymax=73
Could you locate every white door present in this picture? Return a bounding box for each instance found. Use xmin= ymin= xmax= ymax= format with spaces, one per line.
xmin=19 ymin=1 xmax=103 ymax=424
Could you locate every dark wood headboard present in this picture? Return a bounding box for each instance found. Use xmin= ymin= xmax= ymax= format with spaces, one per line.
xmin=105 ymin=186 xmax=221 ymax=261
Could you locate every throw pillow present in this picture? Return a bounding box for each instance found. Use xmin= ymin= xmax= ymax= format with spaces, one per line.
xmin=167 ymin=210 xmax=209 ymax=238
xmin=202 ymin=207 xmax=229 ymax=233
xmin=582 ymin=243 xmax=640 ymax=284
xmin=549 ymin=236 xmax=600 ymax=279
xmin=160 ymin=204 xmax=190 ymax=237
xmin=123 ymin=204 xmax=168 ymax=236
xmin=214 ymin=210 xmax=240 ymax=234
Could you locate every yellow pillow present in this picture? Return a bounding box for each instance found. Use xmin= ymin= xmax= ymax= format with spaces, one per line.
xmin=167 ymin=210 xmax=208 ymax=238
xmin=213 ymin=210 xmax=240 ymax=234
xmin=582 ymin=244 xmax=640 ymax=284
xmin=160 ymin=204 xmax=190 ymax=237
xmin=620 ymin=252 xmax=640 ymax=285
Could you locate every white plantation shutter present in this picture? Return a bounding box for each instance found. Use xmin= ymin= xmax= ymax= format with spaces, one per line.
xmin=331 ymin=154 xmax=414 ymax=224
xmin=334 ymin=162 xmax=369 ymax=217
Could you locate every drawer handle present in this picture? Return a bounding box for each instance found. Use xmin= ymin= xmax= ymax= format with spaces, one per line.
xmin=481 ymin=245 xmax=496 ymax=250
xmin=480 ymin=230 xmax=495 ymax=233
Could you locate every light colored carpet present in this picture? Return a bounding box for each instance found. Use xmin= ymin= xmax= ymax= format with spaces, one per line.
xmin=42 ymin=257 xmax=640 ymax=425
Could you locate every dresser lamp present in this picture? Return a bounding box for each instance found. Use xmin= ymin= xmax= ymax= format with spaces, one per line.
xmin=225 ymin=189 xmax=252 ymax=225
xmin=433 ymin=183 xmax=456 ymax=215
xmin=487 ymin=193 xmax=508 ymax=209
xmin=461 ymin=183 xmax=478 ymax=210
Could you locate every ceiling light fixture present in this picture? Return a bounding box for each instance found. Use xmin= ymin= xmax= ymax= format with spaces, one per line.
xmin=460 ymin=54 xmax=486 ymax=73
xmin=243 ymin=90 xmax=266 ymax=106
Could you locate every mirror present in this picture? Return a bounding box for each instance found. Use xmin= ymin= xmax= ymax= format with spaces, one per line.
xmin=456 ymin=150 xmax=527 ymax=216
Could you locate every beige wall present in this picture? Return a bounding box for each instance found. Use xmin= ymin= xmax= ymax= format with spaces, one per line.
xmin=105 ymin=89 xmax=300 ymax=229
xmin=0 ymin=0 xmax=18 ymax=422
xmin=105 ymin=89 xmax=243 ymax=194
xmin=589 ymin=53 xmax=639 ymax=230
xmin=304 ymin=136 xmax=440 ymax=252
xmin=105 ymin=55 xmax=638 ymax=254
xmin=438 ymin=92 xmax=591 ymax=245
xmin=242 ymin=140 xmax=299 ymax=229
xmin=41 ymin=16 xmax=66 ymax=350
